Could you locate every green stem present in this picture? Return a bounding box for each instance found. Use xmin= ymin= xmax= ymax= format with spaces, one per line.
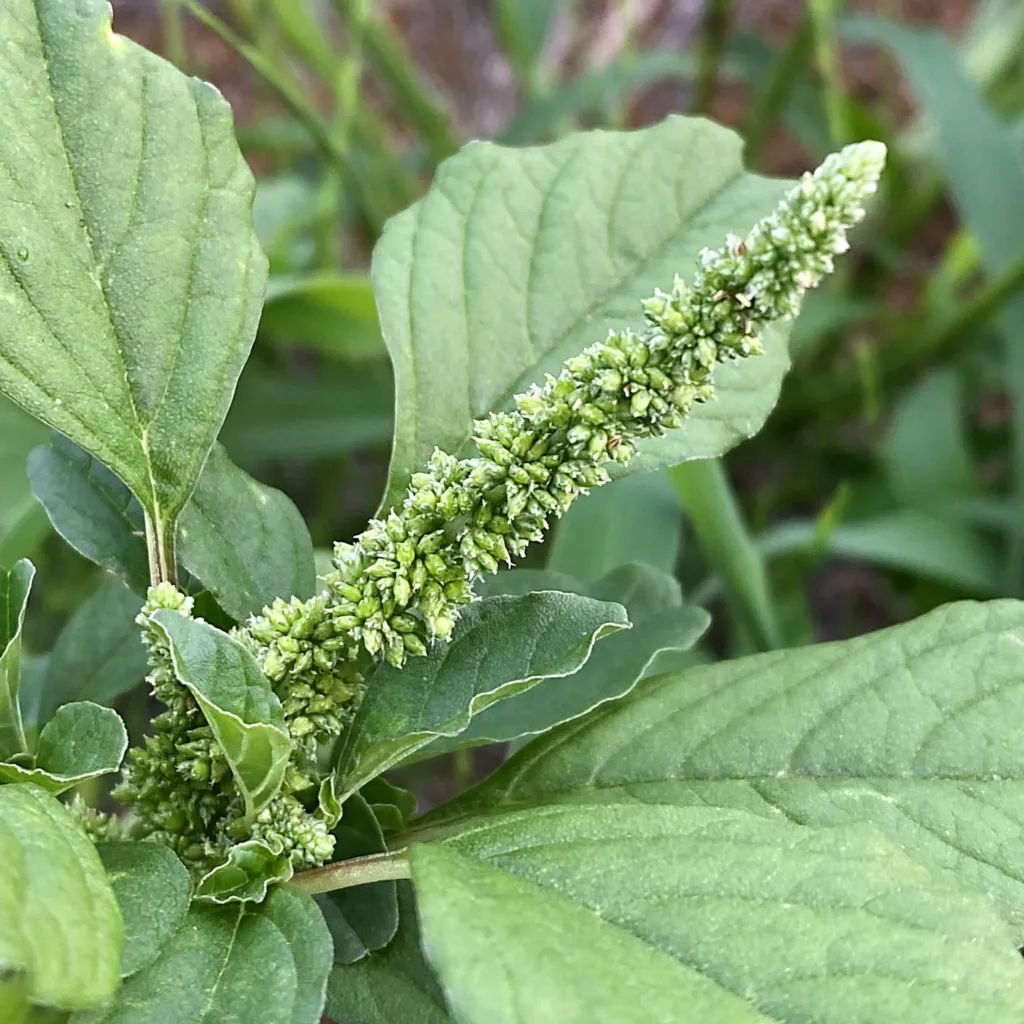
xmin=669 ymin=458 xmax=781 ymax=653
xmin=808 ymin=0 xmax=849 ymax=146
xmin=144 ymin=511 xmax=177 ymax=587
xmin=290 ymin=848 xmax=410 ymax=895
xmin=693 ymin=0 xmax=733 ymax=115
xmin=743 ymin=17 xmax=813 ymax=164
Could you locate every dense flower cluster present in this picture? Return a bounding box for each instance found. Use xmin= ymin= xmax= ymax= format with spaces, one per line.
xmin=120 ymin=141 xmax=886 ymax=876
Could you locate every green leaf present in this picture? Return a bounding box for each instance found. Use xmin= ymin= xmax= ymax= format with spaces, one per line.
xmin=883 ymin=368 xmax=977 ymax=504
xmin=324 ymin=882 xmax=451 ymax=1024
xmin=548 ymin=472 xmax=681 ymax=582
xmin=0 ymin=702 xmax=127 ymax=794
xmin=333 ymin=592 xmax=628 ymax=799
xmin=316 ymin=793 xmax=399 ymax=964
xmin=428 ymin=599 xmax=1024 ymax=942
xmin=95 ymin=842 xmax=192 ymax=978
xmin=193 ymin=839 xmax=294 ymax=905
xmin=373 ymin=116 xmax=792 ymax=515
xmin=220 ymin=363 xmax=393 ymax=465
xmin=0 ymin=0 xmax=266 ymax=558
xmin=28 ymin=436 xmax=149 ymax=594
xmin=260 ymin=273 xmax=385 ymax=361
xmin=32 ymin=437 xmax=316 ymax=619
xmin=845 ymin=18 xmax=1024 ymax=593
xmin=0 ymin=785 xmax=122 ymax=1012
xmin=36 ymin=575 xmax=145 ymax=725
xmin=75 ymin=886 xmax=332 ymax=1024
xmin=175 ymin=444 xmax=316 ymax=620
xmin=0 ymin=559 xmax=34 ymax=760
xmin=759 ymin=511 xmax=1002 ymax=595
xmin=0 ymin=396 xmax=47 ymax=537
xmin=427 ymin=564 xmax=708 ymax=750
xmin=151 ymin=612 xmax=292 ymax=820
xmin=413 ymin=808 xmax=1024 ymax=1024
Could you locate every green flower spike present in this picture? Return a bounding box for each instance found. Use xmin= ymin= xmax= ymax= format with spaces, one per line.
xmin=125 ymin=140 xmax=886 ymax=876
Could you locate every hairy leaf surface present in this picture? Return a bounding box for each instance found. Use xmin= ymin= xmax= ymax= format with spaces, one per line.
xmin=0 ymin=0 xmax=266 ymax=539
xmin=374 ymin=116 xmax=792 ymax=514
xmin=427 ymin=600 xmax=1024 ymax=940
xmin=333 ymin=592 xmax=627 ymax=798
xmin=0 ymin=786 xmax=122 ymax=1012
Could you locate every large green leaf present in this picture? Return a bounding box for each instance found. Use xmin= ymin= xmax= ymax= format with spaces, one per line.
xmin=0 ymin=702 xmax=127 ymax=794
xmin=373 ymin=116 xmax=792 ymax=514
xmin=0 ymin=0 xmax=266 ymax=555
xmin=151 ymin=612 xmax=291 ymax=820
xmin=31 ymin=437 xmax=315 ymax=619
xmin=0 ymin=396 xmax=48 ymax=549
xmin=0 ymin=785 xmax=122 ymax=1012
xmin=28 ymin=436 xmax=149 ymax=594
xmin=333 ymin=592 xmax=628 ymax=799
xmin=413 ymin=808 xmax=1024 ymax=1023
xmin=0 ymin=559 xmax=34 ymax=759
xmin=324 ymin=883 xmax=451 ymax=1024
xmin=316 ymin=793 xmax=399 ymax=964
xmin=426 ymin=599 xmax=1024 ymax=942
xmin=35 ymin=575 xmax=145 ymax=724
xmin=548 ymin=472 xmax=681 ymax=582
xmin=426 ymin=565 xmax=708 ymax=750
xmin=74 ymin=886 xmax=332 ymax=1024
xmin=95 ymin=842 xmax=192 ymax=978
xmin=175 ymin=444 xmax=316 ymax=620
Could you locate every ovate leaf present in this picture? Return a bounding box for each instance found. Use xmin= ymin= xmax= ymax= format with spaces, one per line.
xmin=324 ymin=883 xmax=451 ymax=1024
xmin=0 ymin=559 xmax=34 ymax=759
xmin=0 ymin=785 xmax=122 ymax=1012
xmin=428 ymin=564 xmax=708 ymax=749
xmin=316 ymin=793 xmax=399 ymax=964
xmin=0 ymin=0 xmax=266 ymax=541
xmin=28 ymin=436 xmax=149 ymax=594
xmin=413 ymin=807 xmax=1024 ymax=1023
xmin=428 ymin=599 xmax=1024 ymax=942
xmin=32 ymin=437 xmax=315 ymax=620
xmin=151 ymin=612 xmax=291 ymax=819
xmin=95 ymin=842 xmax=192 ymax=978
xmin=76 ymin=886 xmax=332 ymax=1024
xmin=37 ymin=575 xmax=145 ymax=724
xmin=333 ymin=592 xmax=628 ymax=799
xmin=193 ymin=838 xmax=294 ymax=905
xmin=175 ymin=444 xmax=316 ymax=620
xmin=374 ymin=115 xmax=792 ymax=514
xmin=0 ymin=702 xmax=127 ymax=794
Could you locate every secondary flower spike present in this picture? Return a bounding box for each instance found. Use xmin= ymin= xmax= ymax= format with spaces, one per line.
xmin=120 ymin=141 xmax=886 ymax=875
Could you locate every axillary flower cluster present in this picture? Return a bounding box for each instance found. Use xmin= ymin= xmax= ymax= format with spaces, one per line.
xmin=117 ymin=140 xmax=887 ymax=875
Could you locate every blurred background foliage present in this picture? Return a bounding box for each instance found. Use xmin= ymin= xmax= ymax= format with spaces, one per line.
xmin=4 ymin=0 xmax=1024 ymax=795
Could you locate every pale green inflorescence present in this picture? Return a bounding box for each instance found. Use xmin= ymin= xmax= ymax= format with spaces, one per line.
xmin=119 ymin=141 xmax=886 ymax=875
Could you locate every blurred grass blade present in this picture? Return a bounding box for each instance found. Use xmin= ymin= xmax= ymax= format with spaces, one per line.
xmin=330 ymin=0 xmax=458 ymax=166
xmin=261 ymin=273 xmax=385 ymax=361
xmin=494 ymin=0 xmax=558 ymax=98
xmin=808 ymin=0 xmax=850 ymax=145
xmin=669 ymin=458 xmax=781 ymax=652
xmin=756 ymin=511 xmax=1002 ymax=596
xmin=694 ymin=0 xmax=734 ymax=114
xmin=844 ymin=18 xmax=1024 ymax=594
